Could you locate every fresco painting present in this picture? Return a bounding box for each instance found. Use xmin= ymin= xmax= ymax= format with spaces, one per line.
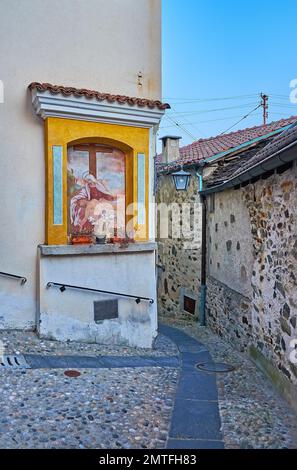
xmin=67 ymin=145 xmax=126 ymax=239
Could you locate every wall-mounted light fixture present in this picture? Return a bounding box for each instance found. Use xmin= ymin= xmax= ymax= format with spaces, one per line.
xmin=172 ymin=168 xmax=191 ymax=191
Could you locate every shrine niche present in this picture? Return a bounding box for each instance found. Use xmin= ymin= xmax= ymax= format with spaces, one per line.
xmin=67 ymin=144 xmax=126 ymax=242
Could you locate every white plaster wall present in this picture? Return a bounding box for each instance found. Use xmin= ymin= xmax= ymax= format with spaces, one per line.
xmin=0 ymin=0 xmax=161 ymax=99
xmin=38 ymin=250 xmax=157 ymax=348
xmin=0 ymin=0 xmax=161 ymax=329
xmin=207 ymin=190 xmax=254 ymax=298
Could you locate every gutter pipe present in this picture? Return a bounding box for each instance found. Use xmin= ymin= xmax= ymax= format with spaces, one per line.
xmin=196 ymin=168 xmax=206 ymax=326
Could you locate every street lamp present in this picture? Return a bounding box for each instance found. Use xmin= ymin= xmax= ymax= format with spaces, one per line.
xmin=171 ymin=168 xmax=191 ymax=191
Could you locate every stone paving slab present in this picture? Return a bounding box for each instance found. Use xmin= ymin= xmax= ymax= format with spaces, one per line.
xmin=177 ymin=343 xmax=209 ymax=354
xmin=170 ymin=399 xmax=223 ymax=441
xmin=182 ymin=351 xmax=213 ymax=367
xmin=159 ymin=325 xmax=206 ymax=353
xmin=176 ymin=370 xmax=218 ymax=401
xmin=160 ymin=324 xmax=224 ymax=449
xmin=167 ymin=439 xmax=224 ymax=449
xmin=24 ymin=354 xmax=180 ymax=369
xmin=162 ymin=318 xmax=297 ymax=449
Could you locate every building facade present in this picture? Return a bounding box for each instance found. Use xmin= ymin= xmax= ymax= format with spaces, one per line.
xmin=202 ymin=124 xmax=297 ymax=410
xmin=0 ymin=0 xmax=166 ymax=347
xmin=156 ymin=119 xmax=296 ymax=321
xmin=157 ymin=118 xmax=297 ymax=409
xmin=156 ymin=166 xmax=201 ymax=320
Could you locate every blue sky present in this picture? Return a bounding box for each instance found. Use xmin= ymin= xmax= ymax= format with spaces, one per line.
xmin=160 ymin=0 xmax=297 ymax=148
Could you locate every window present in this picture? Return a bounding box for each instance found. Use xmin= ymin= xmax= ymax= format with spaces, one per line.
xmin=209 ymin=193 xmax=215 ymax=213
xmin=67 ymin=144 xmax=125 ymax=241
xmin=183 ymin=295 xmax=196 ymax=315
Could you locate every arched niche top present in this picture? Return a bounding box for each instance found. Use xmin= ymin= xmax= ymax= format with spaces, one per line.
xmin=67 ymin=137 xmax=133 ymax=155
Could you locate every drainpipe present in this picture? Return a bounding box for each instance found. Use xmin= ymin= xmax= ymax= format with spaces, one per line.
xmin=196 ymin=168 xmax=206 ymax=326
xmin=196 ymin=170 xmax=203 ymax=192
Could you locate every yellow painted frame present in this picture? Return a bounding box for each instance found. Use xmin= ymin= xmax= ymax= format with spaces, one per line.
xmin=45 ymin=117 xmax=150 ymax=245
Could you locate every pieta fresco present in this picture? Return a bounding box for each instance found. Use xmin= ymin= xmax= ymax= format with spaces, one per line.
xmin=67 ymin=144 xmax=126 ymax=241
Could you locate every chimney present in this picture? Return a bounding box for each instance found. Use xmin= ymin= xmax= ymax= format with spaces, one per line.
xmin=160 ymin=136 xmax=182 ymax=164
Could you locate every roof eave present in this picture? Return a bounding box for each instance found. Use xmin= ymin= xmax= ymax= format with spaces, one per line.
xmin=157 ymin=124 xmax=294 ymax=175
xmin=201 ymin=139 xmax=297 ymax=195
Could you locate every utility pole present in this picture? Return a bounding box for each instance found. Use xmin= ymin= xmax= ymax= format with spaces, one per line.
xmin=261 ymin=93 xmax=269 ymax=125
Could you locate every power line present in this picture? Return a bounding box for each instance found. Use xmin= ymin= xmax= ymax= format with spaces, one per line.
xmin=166 ymin=100 xmax=296 ymax=116
xmin=169 ymin=105 xmax=206 ymax=137
xmin=270 ymin=112 xmax=297 ymax=117
xmin=166 ymin=102 xmax=259 ymax=117
xmin=160 ymin=112 xmax=263 ymax=129
xmin=160 ymin=109 xmax=296 ymax=130
xmin=163 ymin=93 xmax=259 ymax=104
xmin=269 ymin=94 xmax=291 ymax=99
xmin=164 ymin=93 xmax=291 ymax=104
xmin=164 ymin=102 xmax=258 ymax=141
xmin=161 ymin=92 xmax=297 ymax=140
xmin=220 ymin=104 xmax=262 ymax=135
xmin=161 ymin=109 xmax=296 ymax=130
xmin=165 ymin=101 xmax=296 ymax=119
xmin=164 ymin=115 xmax=198 ymax=140
xmin=272 ymin=102 xmax=297 ymax=108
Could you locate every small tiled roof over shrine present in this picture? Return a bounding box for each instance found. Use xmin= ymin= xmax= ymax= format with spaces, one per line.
xmin=29 ymin=82 xmax=170 ymax=111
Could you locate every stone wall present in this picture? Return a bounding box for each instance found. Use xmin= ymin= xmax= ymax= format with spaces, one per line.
xmin=206 ymin=161 xmax=297 ymax=391
xmin=206 ymin=276 xmax=253 ymax=353
xmin=156 ymin=170 xmax=202 ymax=319
xmin=206 ymin=186 xmax=254 ymax=351
xmin=244 ymin=163 xmax=297 ymax=385
xmin=207 ymin=187 xmax=254 ymax=298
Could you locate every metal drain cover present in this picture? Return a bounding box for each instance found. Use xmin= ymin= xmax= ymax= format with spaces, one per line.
xmin=0 ymin=355 xmax=31 ymax=369
xmin=196 ymin=362 xmax=235 ymax=373
xmin=64 ymin=370 xmax=81 ymax=378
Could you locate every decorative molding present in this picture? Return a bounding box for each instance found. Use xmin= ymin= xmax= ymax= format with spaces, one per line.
xmin=38 ymin=242 xmax=157 ymax=256
xmin=52 ymin=146 xmax=63 ymax=225
xmin=137 ymin=153 xmax=146 ymax=225
xmin=31 ymin=89 xmax=165 ymax=128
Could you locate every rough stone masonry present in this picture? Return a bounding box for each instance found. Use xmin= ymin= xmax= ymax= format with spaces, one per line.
xmin=206 ymin=162 xmax=297 ymax=408
xmin=156 ymin=169 xmax=202 ymax=320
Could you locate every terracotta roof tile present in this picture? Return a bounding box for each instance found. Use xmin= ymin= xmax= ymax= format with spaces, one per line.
xmin=158 ymin=116 xmax=297 ymax=172
xmin=29 ymin=82 xmax=170 ymax=111
xmin=204 ymin=137 xmax=274 ymax=188
xmin=203 ymin=121 xmax=297 ymax=189
xmin=232 ymin=121 xmax=297 ymax=177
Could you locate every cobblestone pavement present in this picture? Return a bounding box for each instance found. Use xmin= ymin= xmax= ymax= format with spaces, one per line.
xmin=0 ymin=367 xmax=178 ymax=449
xmin=0 ymin=330 xmax=178 ymax=357
xmin=161 ymin=317 xmax=297 ymax=449
xmin=0 ymin=330 xmax=179 ymax=449
xmin=1 ymin=322 xmax=297 ymax=449
xmin=0 ymin=329 xmax=178 ymax=448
